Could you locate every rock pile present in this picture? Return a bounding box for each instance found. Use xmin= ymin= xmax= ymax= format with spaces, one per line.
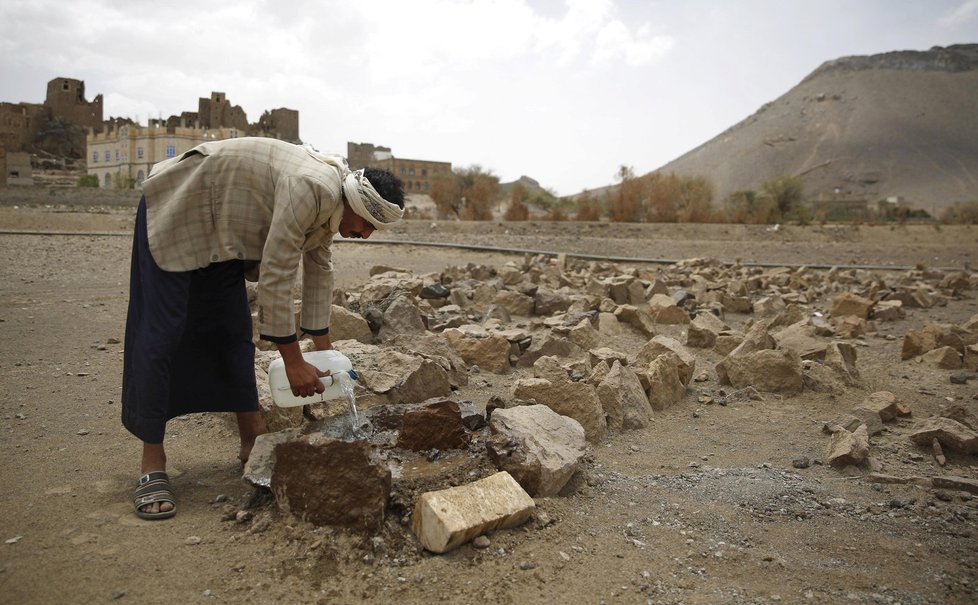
xmin=240 ymin=254 xmax=977 ymax=552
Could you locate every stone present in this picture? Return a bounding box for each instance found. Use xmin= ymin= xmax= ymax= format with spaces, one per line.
xmin=832 ymin=315 xmax=869 ymax=339
xmin=357 ymin=349 xmax=452 ymax=404
xmin=634 ymin=336 xmax=696 ymax=386
xmin=588 ymin=347 xmax=630 ymax=369
xmin=411 ymin=471 xmax=535 ymax=554
xmin=901 ymin=322 xmax=947 ymax=360
xmin=360 ymin=274 xmax=423 ymax=304
xmin=950 ymin=371 xmax=976 ymax=385
xmin=685 ymin=312 xmax=726 ymax=348
xmin=242 ymin=428 xmax=302 ymax=488
xmin=873 ymin=300 xmax=905 ymax=322
xmin=377 ymin=295 xmax=427 ymax=341
xmin=824 ymin=342 xmax=860 ymax=383
xmin=457 ymin=399 xmax=487 ymax=430
xmin=494 ymin=289 xmax=535 ymax=317
xmin=826 ymin=425 xmax=870 ymax=467
xmin=272 ymin=434 xmax=391 ymax=529
xmin=909 ymin=417 xmax=978 ymax=454
xmin=396 ymin=399 xmax=472 ymax=451
xmin=420 ymin=284 xmax=450 ymax=299
xmin=921 ymin=346 xmax=962 ymax=369
xmin=498 ymin=263 xmax=525 ymax=285
xmin=614 ymin=304 xmax=657 ymax=338
xmin=773 ymin=321 xmax=828 ymax=361
xmin=568 ymin=318 xmax=601 ymax=350
xmin=329 ymin=305 xmax=374 ymax=344
xmin=857 ymin=391 xmax=899 ymax=422
xmin=596 ymin=311 xmax=623 ymax=336
xmin=596 ymin=361 xmax=653 ymax=430
xmin=534 ymin=288 xmax=572 ymax=316
xmin=943 ymin=405 xmax=978 ymax=431
xmin=644 ymin=356 xmax=687 ymax=411
xmin=727 ymin=320 xmax=776 ymax=357
xmin=714 ymin=332 xmax=744 ymax=356
xmin=487 ymin=405 xmax=586 ymax=496
xmin=511 ymin=378 xmax=607 ymax=442
xmin=753 ymin=296 xmax=786 ymax=317
xmin=533 ymin=355 xmax=570 ymax=383
xmin=391 ymin=334 xmax=469 ymax=389
xmin=515 ymin=334 xmax=582 ymax=368
xmin=654 ymin=305 xmax=691 ymax=325
xmin=717 ymin=349 xmax=803 ymax=393
xmin=830 ymin=292 xmax=874 ymax=319
xmin=442 ymin=329 xmax=511 ymax=374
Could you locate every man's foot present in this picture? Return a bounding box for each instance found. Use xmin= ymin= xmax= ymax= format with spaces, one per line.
xmin=133 ymin=471 xmax=176 ymax=520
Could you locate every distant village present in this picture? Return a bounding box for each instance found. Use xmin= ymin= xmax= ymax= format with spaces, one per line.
xmin=0 ymin=77 xmax=450 ymax=195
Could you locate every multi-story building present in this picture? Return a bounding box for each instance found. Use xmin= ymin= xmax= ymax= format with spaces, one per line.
xmin=87 ymin=119 xmax=243 ymax=189
xmin=347 ymin=142 xmax=451 ymax=194
xmin=86 ymin=91 xmax=299 ymax=188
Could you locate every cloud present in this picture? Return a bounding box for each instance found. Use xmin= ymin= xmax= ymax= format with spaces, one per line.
xmin=592 ymin=21 xmax=674 ymax=67
xmin=939 ymin=0 xmax=978 ymax=27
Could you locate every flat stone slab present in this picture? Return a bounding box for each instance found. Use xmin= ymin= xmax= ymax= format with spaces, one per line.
xmin=411 ymin=471 xmax=535 ymax=554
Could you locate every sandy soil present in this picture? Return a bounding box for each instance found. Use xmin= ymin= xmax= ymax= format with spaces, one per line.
xmin=1 ymin=199 xmax=977 ymax=605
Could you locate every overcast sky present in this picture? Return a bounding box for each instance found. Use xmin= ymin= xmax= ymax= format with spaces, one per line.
xmin=1 ymin=0 xmax=975 ymax=196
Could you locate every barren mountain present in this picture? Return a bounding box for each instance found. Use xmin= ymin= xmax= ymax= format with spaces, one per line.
xmin=657 ymin=44 xmax=978 ymax=211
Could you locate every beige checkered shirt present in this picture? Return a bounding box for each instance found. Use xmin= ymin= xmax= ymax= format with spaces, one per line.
xmin=141 ymin=137 xmax=344 ymax=341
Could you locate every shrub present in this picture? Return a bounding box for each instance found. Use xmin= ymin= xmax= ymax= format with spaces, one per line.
xmin=941 ymin=201 xmax=978 ymax=224
xmin=77 ymin=174 xmax=99 ymax=188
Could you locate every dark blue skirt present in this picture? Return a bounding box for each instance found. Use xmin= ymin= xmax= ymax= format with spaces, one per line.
xmin=122 ymin=197 xmax=258 ymax=443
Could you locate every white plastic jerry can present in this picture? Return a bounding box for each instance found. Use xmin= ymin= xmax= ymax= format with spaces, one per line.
xmin=267 ymin=350 xmax=358 ymax=408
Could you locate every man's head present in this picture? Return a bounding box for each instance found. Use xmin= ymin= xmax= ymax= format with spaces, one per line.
xmin=339 ymin=167 xmax=405 ymax=239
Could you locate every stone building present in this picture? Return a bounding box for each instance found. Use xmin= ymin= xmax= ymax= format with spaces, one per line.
xmin=45 ymin=78 xmax=103 ymax=130
xmin=0 ymin=77 xmax=102 ymax=157
xmin=0 ymin=148 xmax=33 ymax=186
xmin=347 ymin=141 xmax=451 ymax=194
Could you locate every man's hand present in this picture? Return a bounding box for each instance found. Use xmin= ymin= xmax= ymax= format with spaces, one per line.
xmin=276 ymin=340 xmax=330 ymax=398
xmin=285 ymin=361 xmax=330 ymax=398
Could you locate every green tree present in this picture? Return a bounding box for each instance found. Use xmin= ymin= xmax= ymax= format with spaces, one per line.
xmin=759 ymin=175 xmax=804 ymax=222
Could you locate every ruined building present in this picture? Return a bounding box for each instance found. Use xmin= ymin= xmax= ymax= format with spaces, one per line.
xmin=86 ymin=91 xmax=300 ymax=188
xmin=348 ymin=142 xmax=451 ymax=194
xmin=0 ymin=77 xmax=103 ymax=160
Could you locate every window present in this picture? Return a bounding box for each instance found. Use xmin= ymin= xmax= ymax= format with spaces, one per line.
xmin=166 ymin=145 xmax=176 ymax=158
xmin=137 ymin=147 xmax=144 ymax=159
xmin=408 ymin=167 xmax=415 ymax=176
xmin=104 ymin=151 xmax=110 ymax=162
xmin=92 ymin=151 xmax=98 ymax=163
xmin=115 ymin=149 xmax=119 ymax=161
xmin=422 ymin=168 xmax=427 ymax=177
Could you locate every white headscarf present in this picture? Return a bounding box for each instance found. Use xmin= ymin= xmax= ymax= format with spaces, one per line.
xmin=301 ymin=144 xmax=404 ymax=230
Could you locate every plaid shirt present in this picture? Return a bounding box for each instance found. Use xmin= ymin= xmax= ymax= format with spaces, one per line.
xmin=141 ymin=137 xmax=344 ymax=341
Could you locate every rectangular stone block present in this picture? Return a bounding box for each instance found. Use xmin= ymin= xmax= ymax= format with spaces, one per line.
xmin=411 ymin=471 xmax=535 ymax=554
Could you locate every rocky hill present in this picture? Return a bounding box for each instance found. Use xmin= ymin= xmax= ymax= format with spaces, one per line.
xmin=656 ymin=44 xmax=978 ymax=211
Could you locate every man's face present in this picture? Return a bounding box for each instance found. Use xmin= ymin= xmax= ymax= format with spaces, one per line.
xmin=339 ymin=201 xmax=376 ymax=239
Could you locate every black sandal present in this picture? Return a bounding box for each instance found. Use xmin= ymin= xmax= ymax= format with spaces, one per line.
xmin=133 ymin=471 xmax=177 ymax=520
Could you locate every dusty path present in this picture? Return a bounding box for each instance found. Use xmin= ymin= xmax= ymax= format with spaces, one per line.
xmin=0 ymin=203 xmax=976 ymax=604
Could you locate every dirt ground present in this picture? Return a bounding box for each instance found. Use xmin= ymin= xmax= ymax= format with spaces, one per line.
xmin=1 ymin=196 xmax=977 ymax=605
